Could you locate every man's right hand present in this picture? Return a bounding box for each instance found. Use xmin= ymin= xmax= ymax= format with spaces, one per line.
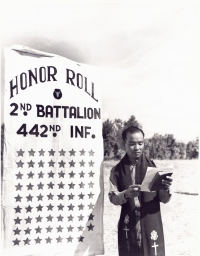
xmin=125 ymin=185 xmax=141 ymax=199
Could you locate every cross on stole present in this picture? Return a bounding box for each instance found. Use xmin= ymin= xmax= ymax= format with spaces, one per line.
xmin=123 ymin=225 xmax=129 ymax=239
xmin=152 ymin=242 xmax=159 ymax=256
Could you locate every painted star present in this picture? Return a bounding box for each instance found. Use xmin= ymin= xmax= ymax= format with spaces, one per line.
xmin=24 ymin=227 xmax=31 ymax=235
xmin=28 ymin=149 xmax=35 ymax=156
xmin=13 ymin=227 xmax=21 ymax=235
xmin=26 ymin=194 xmax=33 ymax=202
xmin=38 ymin=160 xmax=44 ymax=167
xmin=37 ymin=193 xmax=43 ymax=201
xmin=46 ymin=215 xmax=53 ymax=222
xmin=27 ymin=171 xmax=34 ymax=179
xmin=36 ymin=204 xmax=43 ymax=212
xmin=78 ymin=236 xmax=84 ymax=242
xmin=89 ymin=160 xmax=95 ymax=167
xmin=48 ymin=170 xmax=55 ymax=178
xmin=89 ymin=171 xmax=95 ymax=177
xmin=79 ymin=171 xmax=85 ymax=178
xmin=25 ymin=205 xmax=33 ymax=213
xmin=35 ymin=237 xmax=42 ymax=244
xmin=37 ymin=182 xmax=44 ymax=190
xmin=56 ymin=225 xmax=63 ymax=233
xmin=58 ymin=182 xmax=65 ymax=189
xmin=68 ymin=193 xmax=75 ymax=200
xmin=15 ymin=183 xmax=23 ymax=191
xmin=38 ymin=171 xmax=44 ymax=178
xmin=13 ymin=238 xmax=20 ymax=246
xmin=78 ymin=204 xmax=84 ymax=210
xmin=16 ymin=172 xmax=23 ymax=179
xmin=67 ymin=214 xmax=74 ymax=222
xmin=59 ymin=149 xmax=66 ymax=156
xmin=88 ymin=213 xmax=95 ymax=221
xmin=27 ymin=183 xmax=34 ymax=190
xmin=57 ymin=214 xmax=64 ymax=222
xmin=79 ymin=160 xmax=85 ymax=167
xmin=36 ymin=215 xmax=43 ymax=222
xmin=47 ymin=182 xmax=54 ymax=189
xmin=88 ymin=181 xmax=94 ymax=188
xmin=67 ymin=204 xmax=75 ymax=211
xmin=69 ymin=171 xmax=75 ymax=178
xmin=78 ymin=193 xmax=85 ymax=200
xmin=16 ymin=160 xmax=24 ymax=168
xmin=58 ymin=160 xmax=66 ymax=168
xmin=17 ymin=149 xmax=24 ymax=156
xmin=47 ymin=193 xmax=54 ymax=200
xmin=88 ymin=203 xmax=94 ymax=210
xmin=68 ymin=182 xmax=75 ymax=189
xmin=56 ymin=236 xmax=63 ymax=243
xmin=57 ymin=193 xmax=64 ymax=200
xmin=47 ymin=204 xmax=54 ymax=211
xmin=24 ymin=237 xmax=31 ymax=245
xmin=87 ymin=223 xmax=94 ymax=231
xmin=77 ymin=225 xmax=84 ymax=231
xmin=48 ymin=160 xmax=55 ymax=167
xmin=69 ymin=149 xmax=76 ymax=156
xmin=45 ymin=237 xmax=52 ymax=244
xmin=88 ymin=192 xmax=94 ymax=199
xmin=79 ymin=182 xmax=85 ymax=189
xmin=38 ymin=149 xmax=45 ymax=156
xmin=67 ymin=225 xmax=74 ymax=232
xmin=46 ymin=226 xmax=53 ymax=233
xmin=48 ymin=149 xmax=55 ymax=156
xmin=14 ymin=207 xmax=22 ymax=217
xmin=14 ymin=194 xmax=22 ymax=202
xmin=80 ymin=149 xmax=85 ymax=156
xmin=57 ymin=203 xmax=64 ymax=211
xmin=58 ymin=170 xmax=65 ymax=178
xmin=69 ymin=160 xmax=75 ymax=167
xmin=66 ymin=236 xmax=73 ymax=242
xmin=27 ymin=160 xmax=34 ymax=168
xmin=25 ymin=216 xmax=32 ymax=224
xmin=35 ymin=226 xmax=42 ymax=233
xmin=78 ymin=214 xmax=84 ymax=221
xmin=89 ymin=150 xmax=95 ymax=156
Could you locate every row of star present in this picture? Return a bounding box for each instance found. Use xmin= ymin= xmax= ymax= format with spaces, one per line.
xmin=16 ymin=159 xmax=95 ymax=168
xmin=13 ymin=202 xmax=95 ymax=213
xmin=14 ymin=192 xmax=94 ymax=202
xmin=14 ymin=181 xmax=95 ymax=192
xmin=13 ymin=213 xmax=95 ymax=225
xmin=15 ymin=170 xmax=95 ymax=180
xmin=17 ymin=149 xmax=95 ymax=157
xmin=13 ymin=235 xmax=87 ymax=246
xmin=13 ymin=222 xmax=94 ymax=237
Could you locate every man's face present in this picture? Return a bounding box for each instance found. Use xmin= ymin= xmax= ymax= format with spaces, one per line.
xmin=124 ymin=131 xmax=144 ymax=159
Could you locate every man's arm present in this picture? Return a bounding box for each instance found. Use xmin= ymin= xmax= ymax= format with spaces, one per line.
xmin=159 ymin=176 xmax=173 ymax=204
xmin=108 ymin=167 xmax=127 ymax=206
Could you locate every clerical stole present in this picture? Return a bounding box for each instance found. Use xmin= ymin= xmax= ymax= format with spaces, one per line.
xmin=114 ymin=153 xmax=165 ymax=256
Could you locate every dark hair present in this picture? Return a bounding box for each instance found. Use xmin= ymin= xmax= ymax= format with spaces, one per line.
xmin=122 ymin=126 xmax=145 ymax=142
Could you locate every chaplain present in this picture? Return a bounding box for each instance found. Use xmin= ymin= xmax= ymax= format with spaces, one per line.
xmin=109 ymin=126 xmax=173 ymax=256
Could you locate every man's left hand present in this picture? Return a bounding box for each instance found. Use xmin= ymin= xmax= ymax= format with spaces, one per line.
xmin=162 ymin=176 xmax=173 ymax=190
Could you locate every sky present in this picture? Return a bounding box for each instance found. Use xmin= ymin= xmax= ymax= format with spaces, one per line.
xmin=1 ymin=0 xmax=200 ymax=142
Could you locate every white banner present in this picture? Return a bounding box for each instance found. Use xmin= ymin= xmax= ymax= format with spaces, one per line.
xmin=3 ymin=45 xmax=104 ymax=256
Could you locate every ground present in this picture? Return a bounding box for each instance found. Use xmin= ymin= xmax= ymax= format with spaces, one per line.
xmin=102 ymin=159 xmax=199 ymax=256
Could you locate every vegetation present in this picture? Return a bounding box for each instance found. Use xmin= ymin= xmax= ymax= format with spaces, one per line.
xmin=103 ymin=116 xmax=199 ymax=160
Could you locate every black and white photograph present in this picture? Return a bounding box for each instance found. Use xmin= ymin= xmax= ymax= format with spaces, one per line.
xmin=1 ymin=1 xmax=199 ymax=256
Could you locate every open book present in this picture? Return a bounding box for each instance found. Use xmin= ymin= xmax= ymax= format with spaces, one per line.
xmin=140 ymin=166 xmax=173 ymax=192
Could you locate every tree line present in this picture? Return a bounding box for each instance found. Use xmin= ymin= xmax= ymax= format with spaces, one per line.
xmin=103 ymin=115 xmax=199 ymax=160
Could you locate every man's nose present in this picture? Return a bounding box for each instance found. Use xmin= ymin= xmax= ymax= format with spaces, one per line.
xmin=135 ymin=144 xmax=139 ymax=150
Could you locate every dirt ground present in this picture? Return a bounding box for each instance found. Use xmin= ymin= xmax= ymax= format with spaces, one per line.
xmin=102 ymin=159 xmax=199 ymax=256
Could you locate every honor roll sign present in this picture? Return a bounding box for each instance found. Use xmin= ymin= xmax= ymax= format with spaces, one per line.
xmin=3 ymin=45 xmax=104 ymax=256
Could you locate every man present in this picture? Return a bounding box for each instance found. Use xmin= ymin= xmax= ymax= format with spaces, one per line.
xmin=109 ymin=126 xmax=172 ymax=256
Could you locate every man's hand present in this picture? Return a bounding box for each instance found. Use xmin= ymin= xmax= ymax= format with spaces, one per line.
xmin=161 ymin=176 xmax=173 ymax=190
xmin=125 ymin=185 xmax=141 ymax=199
